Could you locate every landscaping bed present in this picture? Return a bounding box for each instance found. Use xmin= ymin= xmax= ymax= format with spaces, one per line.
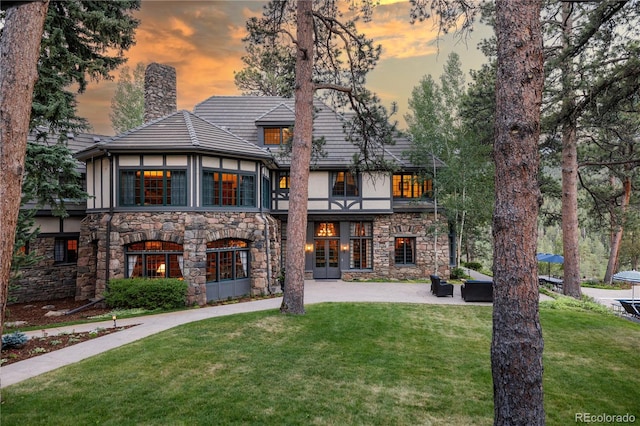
xmin=2 ymin=325 xmax=136 ymax=366
xmin=2 ymin=298 xmax=132 ymax=366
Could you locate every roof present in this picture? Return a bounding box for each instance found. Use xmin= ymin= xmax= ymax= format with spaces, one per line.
xmin=76 ymin=110 xmax=272 ymax=161
xmin=194 ymin=95 xmax=443 ymax=169
xmin=28 ymin=129 xmax=105 ymax=153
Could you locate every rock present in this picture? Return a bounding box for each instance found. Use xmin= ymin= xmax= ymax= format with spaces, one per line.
xmin=5 ymin=321 xmax=29 ymax=328
xmin=42 ymin=305 xmax=56 ymax=310
xmin=44 ymin=310 xmax=67 ymax=317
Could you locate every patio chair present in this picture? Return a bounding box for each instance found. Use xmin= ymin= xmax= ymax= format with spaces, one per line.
xmin=619 ymin=300 xmax=640 ymax=319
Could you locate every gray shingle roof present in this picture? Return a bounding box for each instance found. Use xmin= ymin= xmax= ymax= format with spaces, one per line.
xmin=194 ymin=95 xmax=443 ymax=169
xmin=76 ymin=110 xmax=271 ymax=161
xmin=255 ymin=103 xmax=295 ymax=124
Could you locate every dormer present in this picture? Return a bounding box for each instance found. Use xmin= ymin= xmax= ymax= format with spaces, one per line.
xmin=255 ymin=103 xmax=295 ymax=146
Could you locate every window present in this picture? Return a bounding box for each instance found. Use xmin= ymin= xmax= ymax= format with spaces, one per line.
xmin=202 ymin=170 xmax=256 ymax=207
xmin=125 ymin=241 xmax=184 ymax=279
xmin=278 ymin=171 xmax=290 ymax=190
xmin=206 ymin=239 xmax=250 ymax=282
xmin=54 ymin=238 xmax=78 ymax=264
xmin=274 ymin=171 xmax=290 ymax=201
xmin=350 ymin=222 xmax=372 ymax=269
xmin=120 ymin=169 xmax=187 ymax=206
xmin=262 ymin=176 xmax=271 ymax=209
xmin=331 ymin=171 xmax=359 ymax=197
xmin=394 ymin=237 xmax=415 ymax=265
xmin=263 ymin=127 xmax=292 ymax=145
xmin=392 ymin=173 xmax=432 ymax=199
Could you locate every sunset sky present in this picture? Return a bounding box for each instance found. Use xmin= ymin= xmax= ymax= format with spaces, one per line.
xmin=76 ymin=1 xmax=491 ymax=136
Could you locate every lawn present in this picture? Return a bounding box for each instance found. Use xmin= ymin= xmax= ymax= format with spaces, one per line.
xmin=1 ymin=301 xmax=639 ymax=425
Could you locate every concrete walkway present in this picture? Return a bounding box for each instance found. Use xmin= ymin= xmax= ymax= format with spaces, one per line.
xmin=0 ymin=278 xmax=550 ymax=388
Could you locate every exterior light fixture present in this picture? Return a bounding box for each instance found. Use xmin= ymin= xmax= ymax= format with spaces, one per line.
xmin=112 ymin=315 xmax=117 ymax=328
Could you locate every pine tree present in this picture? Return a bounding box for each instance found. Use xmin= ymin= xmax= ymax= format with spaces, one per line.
xmin=0 ymin=0 xmax=50 ymax=339
xmin=243 ymin=0 xmax=396 ymax=314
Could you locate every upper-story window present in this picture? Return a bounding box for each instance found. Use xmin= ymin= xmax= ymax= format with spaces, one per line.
xmin=120 ymin=169 xmax=187 ymax=207
xmin=393 ymin=173 xmax=432 ymax=199
xmin=263 ymin=127 xmax=292 ymax=145
xmin=331 ymin=171 xmax=359 ymax=197
xmin=278 ymin=171 xmax=290 ymax=190
xmin=262 ymin=176 xmax=271 ymax=209
xmin=202 ymin=170 xmax=256 ymax=207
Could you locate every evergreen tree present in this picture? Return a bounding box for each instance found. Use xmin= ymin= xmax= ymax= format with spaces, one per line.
xmin=2 ymin=1 xmax=140 ymax=319
xmin=110 ymin=62 xmax=146 ymax=134
xmin=31 ymin=0 xmax=140 ymax=139
xmin=0 ymin=0 xmax=49 ymax=338
xmin=491 ymin=1 xmax=546 ymax=423
xmin=243 ymin=0 xmax=396 ymax=314
xmin=540 ymin=0 xmax=640 ymax=289
xmin=234 ymin=43 xmax=296 ymax=97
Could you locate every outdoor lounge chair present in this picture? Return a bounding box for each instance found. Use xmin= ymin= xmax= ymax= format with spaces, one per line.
xmin=430 ymin=275 xmax=453 ymax=297
xmin=619 ymin=300 xmax=640 ymax=319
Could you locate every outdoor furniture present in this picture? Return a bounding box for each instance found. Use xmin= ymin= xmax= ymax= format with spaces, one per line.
xmin=461 ymin=280 xmax=493 ymax=302
xmin=430 ymin=274 xmax=453 ymax=297
xmin=538 ymin=276 xmax=563 ymax=292
xmin=618 ymin=300 xmax=640 ymax=319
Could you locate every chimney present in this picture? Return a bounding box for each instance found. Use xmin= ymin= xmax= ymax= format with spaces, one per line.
xmin=144 ymin=63 xmax=177 ymax=123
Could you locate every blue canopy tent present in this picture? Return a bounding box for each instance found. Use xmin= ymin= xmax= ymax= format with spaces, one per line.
xmin=536 ymin=253 xmax=564 ymax=279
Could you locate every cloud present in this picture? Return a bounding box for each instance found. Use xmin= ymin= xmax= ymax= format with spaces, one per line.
xmin=361 ymin=3 xmax=442 ymax=60
xmin=76 ymin=0 xmax=488 ymax=135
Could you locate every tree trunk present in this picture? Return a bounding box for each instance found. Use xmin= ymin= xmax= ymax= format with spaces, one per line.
xmin=280 ymin=0 xmax=314 ymax=315
xmin=604 ymin=176 xmax=631 ymax=284
xmin=560 ymin=3 xmax=582 ymax=298
xmin=492 ymin=1 xmax=545 ymax=424
xmin=561 ymin=118 xmax=581 ymax=297
xmin=0 ymin=1 xmax=49 ymax=337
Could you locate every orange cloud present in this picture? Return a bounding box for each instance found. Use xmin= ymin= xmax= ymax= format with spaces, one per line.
xmin=76 ymin=1 xmax=488 ymax=136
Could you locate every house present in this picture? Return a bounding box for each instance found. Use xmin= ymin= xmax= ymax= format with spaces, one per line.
xmin=11 ymin=131 xmax=103 ymax=303
xmin=15 ymin=63 xmax=451 ymax=306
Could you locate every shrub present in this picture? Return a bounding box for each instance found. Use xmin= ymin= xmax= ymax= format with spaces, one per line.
xmin=450 ymin=267 xmax=467 ymax=280
xmin=104 ymin=278 xmax=188 ymax=310
xmin=2 ymin=331 xmax=28 ymax=350
xmin=463 ymin=261 xmax=483 ymax=271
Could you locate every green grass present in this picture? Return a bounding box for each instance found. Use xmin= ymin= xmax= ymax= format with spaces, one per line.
xmin=2 ymin=302 xmax=639 ymax=425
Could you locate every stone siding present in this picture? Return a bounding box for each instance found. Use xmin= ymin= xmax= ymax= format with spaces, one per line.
xmin=341 ymin=212 xmax=450 ymax=281
xmin=9 ymin=236 xmax=77 ymax=303
xmin=144 ymin=63 xmax=177 ymax=123
xmin=78 ymin=211 xmax=281 ymax=306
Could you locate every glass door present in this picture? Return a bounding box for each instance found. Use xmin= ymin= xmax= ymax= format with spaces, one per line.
xmin=313 ymin=222 xmax=341 ymax=279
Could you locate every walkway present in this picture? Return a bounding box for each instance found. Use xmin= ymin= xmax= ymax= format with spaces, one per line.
xmin=0 ymin=278 xmax=549 ymax=388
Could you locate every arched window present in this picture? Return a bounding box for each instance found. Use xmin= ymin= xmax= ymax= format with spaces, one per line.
xmin=125 ymin=241 xmax=184 ymax=279
xmin=206 ymin=239 xmax=250 ymax=282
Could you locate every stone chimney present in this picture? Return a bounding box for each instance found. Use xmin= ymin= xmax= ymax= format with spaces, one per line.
xmin=144 ymin=63 xmax=177 ymax=123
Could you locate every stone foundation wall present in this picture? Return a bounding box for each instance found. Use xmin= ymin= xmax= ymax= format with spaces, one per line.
xmin=341 ymin=212 xmax=450 ymax=281
xmin=9 ymin=236 xmax=77 ymax=303
xmin=78 ymin=211 xmax=281 ymax=306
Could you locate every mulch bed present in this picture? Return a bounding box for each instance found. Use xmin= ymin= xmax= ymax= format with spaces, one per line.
xmin=2 ymin=294 xmax=280 ymax=367
xmin=2 ymin=297 xmax=132 ymax=366
xmin=2 ymin=325 xmax=136 ymax=366
xmin=4 ymin=297 xmax=112 ymax=328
